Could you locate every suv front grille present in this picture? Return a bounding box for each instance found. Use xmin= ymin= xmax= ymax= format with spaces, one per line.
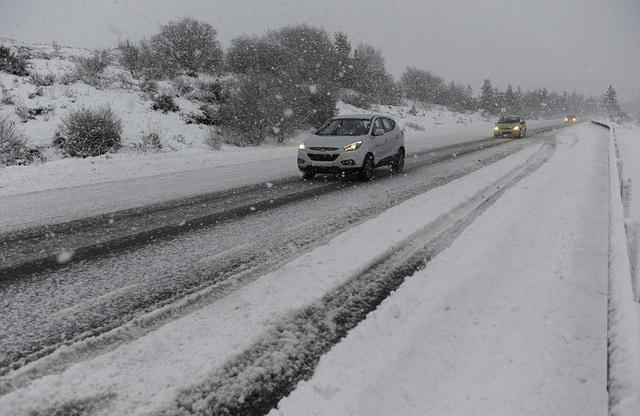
xmin=308 ymin=153 xmax=339 ymax=161
xmin=309 ymin=147 xmax=339 ymax=151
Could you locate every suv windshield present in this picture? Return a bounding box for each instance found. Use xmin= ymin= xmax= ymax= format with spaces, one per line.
xmin=316 ymin=118 xmax=372 ymax=136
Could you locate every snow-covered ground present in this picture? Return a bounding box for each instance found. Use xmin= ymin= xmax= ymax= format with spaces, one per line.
xmin=2 ymin=39 xmax=640 ymax=414
xmin=1 ymin=121 xmax=639 ymax=415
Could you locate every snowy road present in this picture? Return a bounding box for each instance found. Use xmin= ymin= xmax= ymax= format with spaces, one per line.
xmin=0 ymin=123 xmax=563 ymax=372
xmin=0 ymin=121 xmax=616 ymax=415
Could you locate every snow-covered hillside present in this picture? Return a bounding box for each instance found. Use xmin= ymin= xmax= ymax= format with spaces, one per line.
xmin=0 ymin=39 xmax=493 ymax=195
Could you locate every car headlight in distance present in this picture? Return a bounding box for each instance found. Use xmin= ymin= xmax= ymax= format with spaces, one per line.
xmin=565 ymin=118 xmax=569 ymax=122
xmin=298 ymin=142 xmax=306 ymax=150
xmin=513 ymin=125 xmax=519 ymax=130
xmin=494 ymin=126 xmax=499 ymax=131
xmin=342 ymin=141 xmax=363 ymax=152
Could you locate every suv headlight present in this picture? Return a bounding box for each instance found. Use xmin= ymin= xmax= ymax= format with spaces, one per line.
xmin=343 ymin=141 xmax=363 ymax=152
xmin=513 ymin=126 xmax=519 ymax=130
xmin=298 ymin=142 xmax=306 ymax=150
xmin=494 ymin=126 xmax=499 ymax=131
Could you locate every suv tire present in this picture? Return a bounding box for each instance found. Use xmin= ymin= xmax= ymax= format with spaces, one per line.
xmin=360 ymin=154 xmax=374 ymax=181
xmin=392 ymin=149 xmax=405 ymax=173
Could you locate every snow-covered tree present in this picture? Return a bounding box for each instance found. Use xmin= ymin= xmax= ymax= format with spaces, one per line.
xmin=400 ymin=66 xmax=445 ymax=106
xmin=151 ymin=18 xmax=223 ymax=76
xmin=480 ymin=79 xmax=496 ymax=115
xmin=222 ymin=24 xmax=341 ymax=143
xmin=601 ymin=85 xmax=621 ymax=119
xmin=333 ymin=31 xmax=353 ymax=88
xmin=504 ymin=84 xmax=520 ymax=115
xmin=351 ymin=43 xmax=398 ymax=105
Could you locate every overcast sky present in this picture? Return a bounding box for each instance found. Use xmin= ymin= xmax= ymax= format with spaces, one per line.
xmin=2 ymin=0 xmax=639 ymax=101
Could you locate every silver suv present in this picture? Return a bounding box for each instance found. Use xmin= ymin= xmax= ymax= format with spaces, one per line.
xmin=297 ymin=114 xmax=405 ymax=180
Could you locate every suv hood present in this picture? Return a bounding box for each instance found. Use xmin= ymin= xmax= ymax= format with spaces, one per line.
xmin=303 ymin=134 xmax=368 ymax=149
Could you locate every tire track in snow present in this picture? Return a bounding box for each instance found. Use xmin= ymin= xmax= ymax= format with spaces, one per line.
xmin=164 ymin=140 xmax=556 ymax=416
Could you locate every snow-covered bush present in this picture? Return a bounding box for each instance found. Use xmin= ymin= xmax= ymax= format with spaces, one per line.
xmin=181 ymin=104 xmax=219 ymax=125
xmin=15 ymin=105 xmax=53 ymax=123
xmin=132 ymin=122 xmax=166 ymax=153
xmin=29 ymin=72 xmax=56 ymax=87
xmin=152 ymin=93 xmax=179 ymax=114
xmin=140 ymin=79 xmax=158 ymax=94
xmin=170 ymin=75 xmax=195 ymax=96
xmin=0 ymin=44 xmax=29 ymax=76
xmin=116 ymin=38 xmax=167 ymax=80
xmin=151 ymin=18 xmax=223 ymax=76
xmin=194 ymin=79 xmax=229 ymax=103
xmin=54 ymin=106 xmax=123 ymax=157
xmin=0 ymin=112 xmax=37 ymax=166
xmin=72 ymin=49 xmax=112 ymax=87
xmin=116 ymin=38 xmax=142 ymax=79
xmin=1 ymin=84 xmax=15 ymax=105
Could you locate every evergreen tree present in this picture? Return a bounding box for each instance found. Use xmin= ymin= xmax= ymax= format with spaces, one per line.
xmin=480 ymin=79 xmax=496 ymax=115
xmin=504 ymin=84 xmax=516 ymax=114
xmin=601 ymin=85 xmax=621 ymax=119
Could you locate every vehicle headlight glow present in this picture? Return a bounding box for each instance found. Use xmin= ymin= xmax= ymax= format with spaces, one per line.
xmin=494 ymin=126 xmax=499 ymax=131
xmin=343 ymin=140 xmax=363 ymax=152
xmin=298 ymin=142 xmax=306 ymax=150
xmin=513 ymin=126 xmax=519 ymax=130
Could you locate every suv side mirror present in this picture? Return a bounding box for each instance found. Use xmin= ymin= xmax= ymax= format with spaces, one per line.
xmin=373 ymin=128 xmax=385 ymax=136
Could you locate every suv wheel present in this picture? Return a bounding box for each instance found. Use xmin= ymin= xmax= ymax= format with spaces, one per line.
xmin=360 ymin=154 xmax=374 ymax=181
xmin=392 ymin=149 xmax=405 ymax=173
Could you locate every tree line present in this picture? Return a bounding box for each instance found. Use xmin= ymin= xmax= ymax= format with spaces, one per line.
xmin=114 ymin=18 xmax=623 ymax=144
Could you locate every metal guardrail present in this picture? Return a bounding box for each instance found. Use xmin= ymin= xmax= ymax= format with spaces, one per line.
xmin=595 ymin=119 xmax=640 ymax=416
